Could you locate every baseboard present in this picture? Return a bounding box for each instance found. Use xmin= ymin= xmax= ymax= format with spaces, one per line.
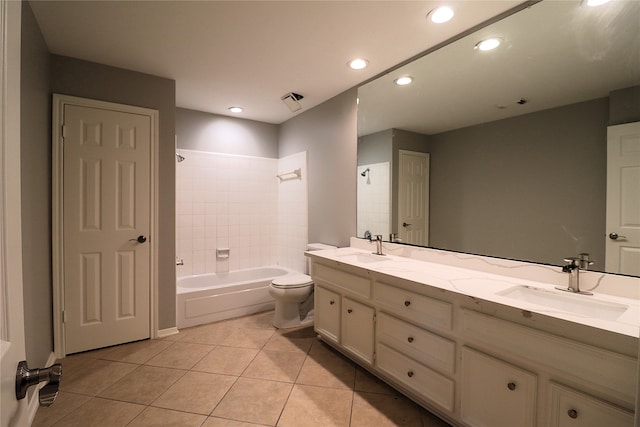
xmin=26 ymin=352 xmax=58 ymax=424
xmin=156 ymin=326 xmax=179 ymax=338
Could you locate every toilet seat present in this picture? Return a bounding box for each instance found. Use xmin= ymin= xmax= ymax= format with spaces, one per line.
xmin=271 ymin=274 xmax=313 ymax=289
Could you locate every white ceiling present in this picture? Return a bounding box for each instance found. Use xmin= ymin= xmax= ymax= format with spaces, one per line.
xmin=29 ymin=1 xmax=523 ymax=125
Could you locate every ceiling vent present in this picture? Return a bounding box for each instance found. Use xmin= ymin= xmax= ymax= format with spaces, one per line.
xmin=281 ymin=92 xmax=304 ymax=112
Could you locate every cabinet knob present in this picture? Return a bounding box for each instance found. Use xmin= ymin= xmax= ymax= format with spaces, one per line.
xmin=407 ymin=371 xmax=414 ymax=378
xmin=567 ymin=409 xmax=578 ymax=419
xmin=407 ymin=336 xmax=414 ymax=343
xmin=347 ymin=309 xmax=353 ymax=314
xmin=329 ymin=300 xmax=335 ymax=305
xmin=404 ymin=300 xmax=411 ymax=307
xmin=507 ymin=382 xmax=516 ymax=391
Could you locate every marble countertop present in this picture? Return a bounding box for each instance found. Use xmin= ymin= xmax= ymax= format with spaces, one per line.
xmin=306 ymin=247 xmax=640 ymax=338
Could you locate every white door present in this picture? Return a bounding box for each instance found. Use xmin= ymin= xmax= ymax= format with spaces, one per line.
xmin=0 ymin=0 xmax=28 ymax=425
xmin=398 ymin=150 xmax=429 ymax=246
xmin=58 ymin=98 xmax=154 ymax=354
xmin=606 ymin=122 xmax=640 ymax=276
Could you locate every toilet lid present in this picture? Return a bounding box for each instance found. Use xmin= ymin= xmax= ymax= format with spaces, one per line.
xmin=272 ymin=274 xmax=313 ymax=289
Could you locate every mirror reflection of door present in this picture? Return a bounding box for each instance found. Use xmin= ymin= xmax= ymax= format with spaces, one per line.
xmin=605 ymin=121 xmax=640 ymax=276
xmin=398 ymin=150 xmax=429 ymax=246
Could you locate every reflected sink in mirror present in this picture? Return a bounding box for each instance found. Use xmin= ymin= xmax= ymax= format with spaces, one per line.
xmin=497 ymin=286 xmax=628 ymax=321
xmin=336 ymin=252 xmax=390 ymax=264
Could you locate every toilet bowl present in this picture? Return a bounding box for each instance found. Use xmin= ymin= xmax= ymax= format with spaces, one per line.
xmin=268 ymin=243 xmax=337 ymax=329
xmin=268 ymin=274 xmax=314 ymax=329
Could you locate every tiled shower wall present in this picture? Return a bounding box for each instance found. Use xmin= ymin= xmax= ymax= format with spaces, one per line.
xmin=357 ymin=162 xmax=390 ymax=239
xmin=176 ymin=150 xmax=308 ymax=277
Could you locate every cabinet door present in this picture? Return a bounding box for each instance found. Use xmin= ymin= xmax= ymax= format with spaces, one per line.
xmin=342 ymin=297 xmax=375 ymax=364
xmin=461 ymin=347 xmax=537 ymax=427
xmin=314 ymin=286 xmax=340 ymax=343
xmin=548 ymin=382 xmax=634 ymax=427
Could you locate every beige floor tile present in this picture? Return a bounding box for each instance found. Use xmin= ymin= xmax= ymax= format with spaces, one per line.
xmin=32 ymin=391 xmax=90 ymax=427
xmin=178 ymin=322 xmax=235 ymax=345
xmin=145 ymin=341 xmax=214 ymax=369
xmin=128 ymin=406 xmax=208 ymax=426
xmin=202 ymin=417 xmax=270 ymax=426
xmin=242 ymin=349 xmax=306 ymax=383
xmin=220 ymin=327 xmax=276 ymax=349
xmin=277 ymin=384 xmax=353 ymax=427
xmin=223 ymin=311 xmax=276 ymax=329
xmin=354 ymin=368 xmax=397 ymax=395
xmin=52 ymin=397 xmax=144 ymax=427
xmin=99 ymin=339 xmax=174 ymax=364
xmin=296 ymin=341 xmax=356 ymax=390
xmin=212 ymin=377 xmax=292 ymax=425
xmin=262 ymin=328 xmax=315 ymax=354
xmin=97 ymin=365 xmax=186 ymax=405
xmin=59 ymin=358 xmax=138 ymax=396
xmin=192 ymin=346 xmax=259 ymax=375
xmin=152 ymin=370 xmax=237 ymax=415
xmin=350 ymin=392 xmax=423 ymax=427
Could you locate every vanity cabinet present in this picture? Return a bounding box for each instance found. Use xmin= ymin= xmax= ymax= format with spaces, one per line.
xmin=342 ymin=297 xmax=375 ymax=364
xmin=314 ymin=285 xmax=340 ymax=343
xmin=548 ymin=382 xmax=634 ymax=427
xmin=460 ymin=346 xmax=537 ymax=427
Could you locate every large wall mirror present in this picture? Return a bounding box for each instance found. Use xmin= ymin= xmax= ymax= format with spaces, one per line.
xmin=357 ymin=0 xmax=640 ymax=275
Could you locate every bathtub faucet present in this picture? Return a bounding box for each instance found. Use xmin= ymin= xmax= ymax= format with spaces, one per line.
xmin=176 ymin=258 xmax=184 ymax=266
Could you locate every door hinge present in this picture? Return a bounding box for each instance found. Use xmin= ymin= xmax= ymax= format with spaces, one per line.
xmin=61 ymin=124 xmax=67 ymax=139
xmin=62 ymin=310 xmax=67 ymax=323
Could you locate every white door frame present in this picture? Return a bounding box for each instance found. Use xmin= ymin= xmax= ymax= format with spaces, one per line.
xmin=52 ymin=94 xmax=159 ymax=358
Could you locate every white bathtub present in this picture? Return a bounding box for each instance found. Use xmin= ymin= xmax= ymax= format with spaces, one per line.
xmin=176 ymin=266 xmax=294 ymax=328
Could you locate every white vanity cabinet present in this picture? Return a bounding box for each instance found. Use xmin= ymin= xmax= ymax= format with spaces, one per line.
xmin=460 ymin=347 xmax=537 ymax=427
xmin=314 ymin=285 xmax=340 ymax=343
xmin=342 ymin=297 xmax=375 ymax=364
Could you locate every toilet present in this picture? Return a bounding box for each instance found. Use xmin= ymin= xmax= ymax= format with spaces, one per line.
xmin=268 ymin=243 xmax=336 ymax=329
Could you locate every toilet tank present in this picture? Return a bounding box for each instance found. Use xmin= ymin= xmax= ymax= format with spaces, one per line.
xmin=306 ymin=243 xmax=337 ymax=274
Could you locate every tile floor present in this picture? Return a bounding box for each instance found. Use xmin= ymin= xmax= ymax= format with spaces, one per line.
xmin=34 ymin=311 xmax=452 ymax=427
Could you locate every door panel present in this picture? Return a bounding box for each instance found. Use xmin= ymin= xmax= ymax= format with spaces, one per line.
xmin=63 ymin=104 xmax=151 ymax=354
xmin=398 ymin=150 xmax=429 ymax=246
xmin=606 ymin=122 xmax=640 ymax=276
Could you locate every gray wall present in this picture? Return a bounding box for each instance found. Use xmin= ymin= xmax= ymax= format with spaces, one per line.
xmin=357 ymin=129 xmax=392 ymax=166
xmin=50 ymin=55 xmax=177 ymax=330
xmin=21 ymin=1 xmax=52 ymax=368
xmin=176 ymin=108 xmax=278 ymax=157
xmin=280 ymin=89 xmax=358 ymax=248
xmin=429 ymin=98 xmax=609 ymax=269
xmin=610 ymin=85 xmax=640 ymax=125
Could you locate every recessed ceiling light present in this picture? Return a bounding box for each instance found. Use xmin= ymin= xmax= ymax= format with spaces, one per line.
xmin=394 ymin=76 xmax=413 ymax=86
xmin=428 ymin=6 xmax=454 ymax=24
xmin=228 ymin=106 xmax=243 ymax=113
xmin=582 ymin=0 xmax=610 ymax=6
xmin=348 ymin=58 xmax=369 ymax=70
xmin=475 ymin=38 xmax=502 ymax=52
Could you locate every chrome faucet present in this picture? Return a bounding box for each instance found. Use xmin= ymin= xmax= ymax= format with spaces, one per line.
xmin=373 ymin=235 xmax=385 ymax=256
xmin=556 ymin=256 xmax=592 ymax=295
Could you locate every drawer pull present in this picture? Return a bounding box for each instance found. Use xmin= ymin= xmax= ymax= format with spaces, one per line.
xmin=567 ymin=409 xmax=578 ymax=419
xmin=407 ymin=371 xmax=414 ymax=378
xmin=404 ymin=300 xmax=411 ymax=307
xmin=407 ymin=336 xmax=414 ymax=343
xmin=329 ymin=300 xmax=335 ymax=305
xmin=347 ymin=309 xmax=353 ymax=314
xmin=507 ymin=382 xmax=516 ymax=391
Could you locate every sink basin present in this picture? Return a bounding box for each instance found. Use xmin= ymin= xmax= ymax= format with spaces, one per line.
xmin=336 ymin=252 xmax=390 ymax=264
xmin=497 ymin=285 xmax=628 ymax=321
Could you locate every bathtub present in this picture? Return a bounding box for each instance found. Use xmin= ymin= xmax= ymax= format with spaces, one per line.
xmin=176 ymin=266 xmax=295 ymax=328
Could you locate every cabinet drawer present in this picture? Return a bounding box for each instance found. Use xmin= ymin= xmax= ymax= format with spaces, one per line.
xmin=314 ymin=286 xmax=340 ymax=343
xmin=373 ymin=282 xmax=452 ymax=330
xmin=377 ymin=312 xmax=455 ymax=374
xmin=461 ymin=346 xmax=537 ymax=427
xmin=377 ymin=343 xmax=454 ymax=412
xmin=313 ymin=263 xmax=370 ymax=298
xmin=548 ymin=382 xmax=634 ymax=427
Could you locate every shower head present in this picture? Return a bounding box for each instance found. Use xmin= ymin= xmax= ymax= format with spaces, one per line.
xmin=361 ymin=168 xmax=370 ymax=177
xmin=176 ymin=153 xmax=185 ymax=163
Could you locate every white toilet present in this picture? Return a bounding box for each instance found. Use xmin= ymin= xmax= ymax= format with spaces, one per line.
xmin=268 ymin=243 xmax=336 ymax=329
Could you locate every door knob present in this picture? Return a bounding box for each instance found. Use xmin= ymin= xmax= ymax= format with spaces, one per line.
xmin=608 ymin=232 xmax=626 ymax=240
xmin=16 ymin=361 xmax=62 ymax=407
xmin=402 ymin=222 xmax=412 ymax=228
xmin=130 ymin=235 xmax=147 ymax=243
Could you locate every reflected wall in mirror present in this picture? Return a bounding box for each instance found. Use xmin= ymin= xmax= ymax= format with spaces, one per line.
xmin=357 ymin=1 xmax=640 ymax=275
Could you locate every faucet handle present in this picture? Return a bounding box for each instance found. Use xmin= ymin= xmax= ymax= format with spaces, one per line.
xmin=563 ymin=257 xmax=579 ymax=265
